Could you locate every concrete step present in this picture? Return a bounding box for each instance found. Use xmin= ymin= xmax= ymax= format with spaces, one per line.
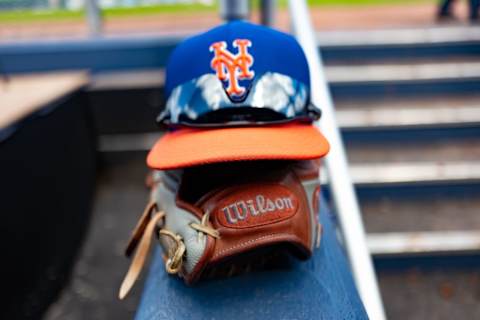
xmin=327 ymin=61 xmax=480 ymax=83
xmin=369 ymin=231 xmax=480 ymax=256
xmin=378 ymin=269 xmax=480 ymax=320
xmin=318 ymin=25 xmax=480 ymax=64
xmin=346 ymin=138 xmax=480 ymax=164
xmin=324 ymin=161 xmax=480 ymax=187
xmin=338 ymin=95 xmax=480 ymax=130
xmin=362 ymin=192 xmax=480 ymax=234
xmin=339 ymin=95 xmax=480 ymax=140
xmin=327 ymin=60 xmax=480 ymax=98
xmin=318 ymin=26 xmax=480 ymax=47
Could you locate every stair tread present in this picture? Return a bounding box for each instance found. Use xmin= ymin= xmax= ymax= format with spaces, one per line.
xmin=326 ymin=60 xmax=480 ymax=83
xmin=346 ymin=138 xmax=480 ymax=164
xmin=337 ymin=95 xmax=480 ymax=129
xmin=368 ymin=230 xmax=480 ymax=255
xmin=317 ymin=25 xmax=480 ymax=47
xmin=362 ymin=193 xmax=480 ymax=234
xmin=378 ymin=269 xmax=480 ymax=320
xmin=320 ymin=161 xmax=480 ymax=185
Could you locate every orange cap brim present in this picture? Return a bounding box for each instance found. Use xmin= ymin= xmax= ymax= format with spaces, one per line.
xmin=147 ymin=124 xmax=330 ymax=170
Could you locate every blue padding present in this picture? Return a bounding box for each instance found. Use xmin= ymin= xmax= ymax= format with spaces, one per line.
xmin=135 ymin=195 xmax=368 ymax=320
xmin=0 ymin=36 xmax=180 ymax=74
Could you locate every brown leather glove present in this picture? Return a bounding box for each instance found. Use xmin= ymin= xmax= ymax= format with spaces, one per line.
xmin=119 ymin=160 xmax=322 ymax=299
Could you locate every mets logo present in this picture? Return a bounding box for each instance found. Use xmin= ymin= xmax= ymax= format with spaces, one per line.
xmin=209 ymin=39 xmax=255 ymax=99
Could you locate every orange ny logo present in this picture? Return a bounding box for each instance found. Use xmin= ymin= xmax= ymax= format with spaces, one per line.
xmin=209 ymin=39 xmax=255 ymax=97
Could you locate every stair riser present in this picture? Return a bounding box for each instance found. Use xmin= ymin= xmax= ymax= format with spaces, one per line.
xmin=343 ymin=127 xmax=480 ymax=142
xmin=322 ymin=184 xmax=480 ymax=202
xmin=374 ymin=254 xmax=480 ymax=270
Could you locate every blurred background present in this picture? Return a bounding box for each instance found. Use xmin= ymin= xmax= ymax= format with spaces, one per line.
xmin=1 ymin=0 xmax=479 ymax=40
xmin=1 ymin=0 xmax=479 ymax=319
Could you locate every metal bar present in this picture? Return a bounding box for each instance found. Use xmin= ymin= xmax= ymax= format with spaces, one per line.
xmin=85 ymin=0 xmax=103 ymax=37
xmin=287 ymin=1 xmax=386 ymax=319
xmin=260 ymin=0 xmax=276 ymax=26
xmin=219 ymin=0 xmax=250 ymax=21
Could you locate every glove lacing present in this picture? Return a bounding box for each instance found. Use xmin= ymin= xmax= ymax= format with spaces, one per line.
xmin=119 ymin=201 xmax=219 ymax=299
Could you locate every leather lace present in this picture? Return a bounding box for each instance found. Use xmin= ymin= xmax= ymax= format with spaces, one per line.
xmin=190 ymin=212 xmax=220 ymax=240
xmin=119 ymin=201 xmax=165 ymax=299
xmin=119 ymin=202 xmax=219 ymax=299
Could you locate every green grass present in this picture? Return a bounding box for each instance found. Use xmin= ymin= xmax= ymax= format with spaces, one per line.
xmin=0 ymin=0 xmax=432 ymax=24
xmin=307 ymin=0 xmax=432 ymax=5
xmin=0 ymin=8 xmax=84 ymax=22
xmin=104 ymin=3 xmax=215 ymax=17
xmin=0 ymin=3 xmax=215 ymax=23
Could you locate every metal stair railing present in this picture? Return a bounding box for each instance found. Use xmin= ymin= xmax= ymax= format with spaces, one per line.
xmin=287 ymin=1 xmax=386 ymax=319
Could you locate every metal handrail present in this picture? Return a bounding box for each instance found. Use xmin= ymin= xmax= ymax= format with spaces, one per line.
xmin=85 ymin=0 xmax=102 ymax=37
xmin=288 ymin=1 xmax=386 ymax=319
xmin=260 ymin=0 xmax=276 ymax=26
xmin=220 ymin=0 xmax=250 ymax=21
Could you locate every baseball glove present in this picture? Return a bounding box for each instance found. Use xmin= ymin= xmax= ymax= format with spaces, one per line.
xmin=119 ymin=160 xmax=322 ymax=299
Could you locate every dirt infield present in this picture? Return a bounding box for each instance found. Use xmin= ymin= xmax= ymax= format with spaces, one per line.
xmin=0 ymin=2 xmax=475 ymax=43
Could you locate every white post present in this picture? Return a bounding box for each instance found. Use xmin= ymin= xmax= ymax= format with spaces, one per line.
xmin=260 ymin=0 xmax=276 ymax=26
xmin=85 ymin=0 xmax=102 ymax=37
xmin=288 ymin=1 xmax=386 ymax=319
xmin=219 ymin=0 xmax=250 ymax=21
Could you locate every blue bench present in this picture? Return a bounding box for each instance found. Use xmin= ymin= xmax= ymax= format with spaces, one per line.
xmin=135 ymin=196 xmax=368 ymax=320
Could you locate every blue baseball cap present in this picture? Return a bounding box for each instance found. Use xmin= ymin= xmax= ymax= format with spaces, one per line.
xmin=148 ymin=21 xmax=329 ymax=169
